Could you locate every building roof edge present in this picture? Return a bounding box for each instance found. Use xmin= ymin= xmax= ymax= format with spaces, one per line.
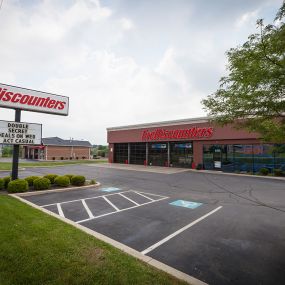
xmin=107 ymin=116 xmax=211 ymax=131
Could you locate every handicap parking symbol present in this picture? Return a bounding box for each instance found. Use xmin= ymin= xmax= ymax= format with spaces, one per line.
xmin=170 ymin=200 xmax=203 ymax=209
xmin=101 ymin=187 xmax=121 ymax=192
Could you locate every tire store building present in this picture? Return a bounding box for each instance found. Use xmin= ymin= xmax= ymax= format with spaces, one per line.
xmin=107 ymin=117 xmax=285 ymax=173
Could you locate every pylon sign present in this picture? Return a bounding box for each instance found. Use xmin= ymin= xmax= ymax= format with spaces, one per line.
xmin=0 ymin=83 xmax=69 ymax=116
xmin=0 ymin=83 xmax=69 ymax=180
xmin=0 ymin=120 xmax=42 ymax=145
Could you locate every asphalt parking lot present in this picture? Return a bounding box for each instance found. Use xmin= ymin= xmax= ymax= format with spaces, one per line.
xmin=7 ymin=164 xmax=285 ymax=285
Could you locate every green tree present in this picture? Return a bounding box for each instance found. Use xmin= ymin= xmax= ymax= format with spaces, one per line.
xmin=202 ymin=3 xmax=285 ymax=143
xmin=2 ymin=146 xmax=13 ymax=157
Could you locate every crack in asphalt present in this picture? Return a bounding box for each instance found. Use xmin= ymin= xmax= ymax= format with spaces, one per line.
xmin=202 ymin=174 xmax=285 ymax=213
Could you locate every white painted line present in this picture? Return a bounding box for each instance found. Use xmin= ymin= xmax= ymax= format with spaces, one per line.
xmin=103 ymin=196 xmax=120 ymax=211
xmin=119 ymin=193 xmax=140 ymax=206
xmin=41 ymin=190 xmax=133 ymax=208
xmin=135 ymin=190 xmax=167 ymax=199
xmin=77 ymin=196 xmax=169 ymax=224
xmin=81 ymin=199 xmax=94 ymax=219
xmin=134 ymin=191 xmax=155 ymax=201
xmin=57 ymin=203 xmax=65 ymax=217
xmin=141 ymin=206 xmax=223 ymax=255
xmin=11 ymin=194 xmax=208 ymax=285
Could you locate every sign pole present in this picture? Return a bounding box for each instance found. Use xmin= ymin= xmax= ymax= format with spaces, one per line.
xmin=11 ymin=109 xmax=21 ymax=180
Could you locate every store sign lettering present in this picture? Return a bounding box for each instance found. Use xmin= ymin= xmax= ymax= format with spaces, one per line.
xmin=142 ymin=127 xmax=214 ymax=141
xmin=0 ymin=83 xmax=69 ymax=116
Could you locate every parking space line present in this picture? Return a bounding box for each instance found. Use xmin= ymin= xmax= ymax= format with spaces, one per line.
xmin=119 ymin=193 xmax=140 ymax=206
xmin=103 ymin=196 xmax=120 ymax=211
xmin=41 ymin=190 xmax=133 ymax=208
xmin=81 ymin=199 xmax=94 ymax=219
xmin=134 ymin=191 xmax=167 ymax=199
xmin=76 ymin=196 xmax=169 ymax=224
xmin=141 ymin=206 xmax=223 ymax=255
xmin=134 ymin=191 xmax=155 ymax=201
xmin=57 ymin=203 xmax=65 ymax=217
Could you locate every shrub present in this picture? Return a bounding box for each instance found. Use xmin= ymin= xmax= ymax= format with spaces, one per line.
xmin=34 ymin=178 xmax=51 ymax=190
xmin=259 ymin=168 xmax=269 ymax=176
xmin=3 ymin=176 xmax=11 ymax=189
xmin=90 ymin=179 xmax=96 ymax=185
xmin=65 ymin=174 xmax=74 ymax=180
xmin=273 ymin=169 xmax=283 ymax=176
xmin=7 ymin=179 xmax=29 ymax=193
xmin=54 ymin=175 xmax=70 ymax=187
xmin=71 ymin=175 xmax=86 ymax=186
xmin=25 ymin=176 xmax=40 ymax=186
xmin=0 ymin=178 xmax=4 ymax=190
xmin=196 ymin=163 xmax=203 ymax=170
xmin=43 ymin=174 xmax=58 ymax=184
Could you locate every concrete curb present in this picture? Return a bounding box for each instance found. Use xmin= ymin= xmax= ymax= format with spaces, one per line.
xmin=191 ymin=169 xmax=285 ymax=181
xmin=10 ymin=194 xmax=208 ymax=285
xmin=0 ymin=168 xmax=26 ymax=172
xmin=16 ymin=182 xmax=101 ymax=197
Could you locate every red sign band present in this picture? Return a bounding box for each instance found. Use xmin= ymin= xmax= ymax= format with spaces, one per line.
xmin=142 ymin=127 xmax=214 ymax=141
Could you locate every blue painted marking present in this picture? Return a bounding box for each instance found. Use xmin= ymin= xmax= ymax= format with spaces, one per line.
xmin=170 ymin=200 xmax=203 ymax=209
xmin=101 ymin=187 xmax=121 ymax=192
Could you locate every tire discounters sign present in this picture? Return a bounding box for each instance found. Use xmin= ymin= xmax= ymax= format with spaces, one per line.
xmin=0 ymin=120 xmax=42 ymax=145
xmin=0 ymin=83 xmax=69 ymax=116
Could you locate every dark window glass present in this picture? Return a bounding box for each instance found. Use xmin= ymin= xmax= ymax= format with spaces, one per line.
xmin=221 ymin=145 xmax=234 ymax=172
xmin=274 ymin=144 xmax=285 ymax=171
xmin=233 ymin=145 xmax=253 ymax=172
xmin=203 ymin=145 xmax=214 ymax=170
xmin=253 ymin=144 xmax=274 ymax=172
xmin=170 ymin=142 xmax=193 ymax=168
xmin=148 ymin=142 xmax=168 ymax=166
xmin=203 ymin=143 xmax=285 ymax=173
xmin=130 ymin=143 xmax=146 ymax=165
xmin=114 ymin=143 xmax=128 ymax=163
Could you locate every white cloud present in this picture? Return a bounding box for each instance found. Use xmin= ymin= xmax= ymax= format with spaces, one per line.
xmin=120 ymin=17 xmax=134 ymax=30
xmin=0 ymin=0 xmax=280 ymax=144
xmin=235 ymin=10 xmax=259 ymax=28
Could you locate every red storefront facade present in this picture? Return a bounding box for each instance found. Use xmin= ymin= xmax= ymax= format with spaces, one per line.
xmin=107 ymin=117 xmax=285 ymax=172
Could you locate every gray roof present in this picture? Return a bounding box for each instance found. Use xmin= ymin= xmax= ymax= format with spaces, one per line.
xmin=42 ymin=137 xmax=92 ymax=147
xmin=107 ymin=116 xmax=211 ymax=131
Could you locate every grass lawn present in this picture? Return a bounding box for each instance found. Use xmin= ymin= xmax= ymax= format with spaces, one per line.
xmin=0 ymin=159 xmax=107 ymax=171
xmin=0 ymin=195 xmax=186 ymax=285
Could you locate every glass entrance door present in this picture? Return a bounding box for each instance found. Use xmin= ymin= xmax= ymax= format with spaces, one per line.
xmin=148 ymin=143 xmax=168 ymax=166
xmin=213 ymin=149 xmax=222 ymax=169
xmin=170 ymin=142 xmax=193 ymax=168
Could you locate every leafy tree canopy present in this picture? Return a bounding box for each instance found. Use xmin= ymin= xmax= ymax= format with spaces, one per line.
xmin=202 ymin=3 xmax=285 ymax=143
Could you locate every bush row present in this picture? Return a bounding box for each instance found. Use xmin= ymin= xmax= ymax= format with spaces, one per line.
xmin=0 ymin=174 xmax=96 ymax=193
xmin=195 ymin=165 xmax=285 ymax=177
xmin=259 ymin=168 xmax=285 ymax=176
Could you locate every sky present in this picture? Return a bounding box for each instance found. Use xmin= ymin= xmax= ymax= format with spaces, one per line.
xmin=0 ymin=0 xmax=282 ymax=144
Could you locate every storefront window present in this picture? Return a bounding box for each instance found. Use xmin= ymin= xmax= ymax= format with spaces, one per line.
xmin=253 ymin=144 xmax=274 ymax=173
xmin=114 ymin=143 xmax=128 ymax=163
xmin=170 ymin=142 xmax=193 ymax=168
xmin=203 ymin=143 xmax=285 ymax=173
xmin=233 ymin=145 xmax=253 ymax=172
xmin=130 ymin=143 xmax=146 ymax=165
xmin=148 ymin=142 xmax=168 ymax=166
xmin=273 ymin=144 xmax=285 ymax=170
xmin=203 ymin=145 xmax=214 ymax=170
xmin=221 ymin=145 xmax=234 ymax=172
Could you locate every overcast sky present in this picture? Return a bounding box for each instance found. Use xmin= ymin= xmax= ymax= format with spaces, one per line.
xmin=0 ymin=0 xmax=282 ymax=144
